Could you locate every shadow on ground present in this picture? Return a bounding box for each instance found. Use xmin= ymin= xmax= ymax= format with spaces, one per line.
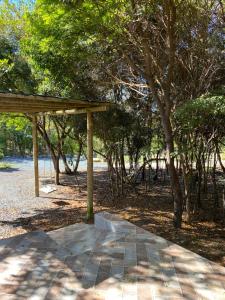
xmin=0 ymin=213 xmax=224 ymax=300
xmin=0 ymin=167 xmax=20 ymax=173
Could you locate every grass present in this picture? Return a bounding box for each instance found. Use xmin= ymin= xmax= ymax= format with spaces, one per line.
xmin=0 ymin=162 xmax=13 ymax=169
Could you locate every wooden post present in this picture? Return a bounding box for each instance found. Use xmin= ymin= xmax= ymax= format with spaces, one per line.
xmin=87 ymin=111 xmax=94 ymax=221
xmin=32 ymin=115 xmax=39 ymax=197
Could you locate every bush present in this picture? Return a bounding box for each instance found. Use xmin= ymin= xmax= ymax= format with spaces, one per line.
xmin=0 ymin=149 xmax=4 ymax=160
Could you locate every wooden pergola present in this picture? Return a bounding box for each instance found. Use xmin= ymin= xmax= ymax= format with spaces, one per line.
xmin=0 ymin=92 xmax=110 ymax=220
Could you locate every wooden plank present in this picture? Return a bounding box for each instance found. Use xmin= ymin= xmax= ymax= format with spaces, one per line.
xmin=0 ymin=100 xmax=93 ymax=107
xmin=87 ymin=111 xmax=94 ymax=221
xmin=0 ymin=102 xmax=92 ymax=110
xmin=0 ymin=103 xmax=109 ymax=113
xmin=42 ymin=105 xmax=109 ymax=116
xmin=0 ymin=92 xmax=99 ymax=105
xmin=0 ymin=92 xmax=111 ymax=113
xmin=0 ymin=102 xmax=88 ymax=108
xmin=0 ymin=92 xmax=106 ymax=106
xmin=32 ymin=115 xmax=39 ymax=197
xmin=0 ymin=107 xmax=81 ymax=113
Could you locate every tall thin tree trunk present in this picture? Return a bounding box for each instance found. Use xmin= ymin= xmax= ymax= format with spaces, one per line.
xmin=155 ymin=150 xmax=160 ymax=180
xmin=216 ymin=142 xmax=225 ymax=175
xmin=55 ymin=157 xmax=60 ymax=185
xmin=61 ymin=151 xmax=72 ymax=174
xmin=51 ymin=153 xmax=60 ymax=185
xmin=120 ymin=139 xmax=127 ymax=177
xmin=161 ymin=111 xmax=183 ymax=228
xmin=181 ymin=155 xmax=191 ymax=223
xmin=196 ymin=157 xmax=202 ymax=210
xmin=212 ymin=152 xmax=219 ymax=212
xmin=74 ymin=142 xmax=82 ymax=173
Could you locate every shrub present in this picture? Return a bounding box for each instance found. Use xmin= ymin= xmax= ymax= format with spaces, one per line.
xmin=0 ymin=149 xmax=4 ymax=160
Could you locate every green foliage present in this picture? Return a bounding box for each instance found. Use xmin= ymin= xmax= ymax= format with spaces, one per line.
xmin=0 ymin=148 xmax=4 ymax=160
xmin=175 ymin=91 xmax=225 ymax=133
xmin=0 ymin=114 xmax=33 ymax=156
xmin=95 ymin=106 xmax=151 ymax=162
xmin=21 ymin=0 xmax=112 ymax=98
xmin=0 ymin=35 xmax=35 ymax=93
xmin=0 ymin=0 xmax=36 ymax=93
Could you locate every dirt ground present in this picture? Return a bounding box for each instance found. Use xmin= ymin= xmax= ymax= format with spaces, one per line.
xmin=1 ymin=170 xmax=224 ymax=267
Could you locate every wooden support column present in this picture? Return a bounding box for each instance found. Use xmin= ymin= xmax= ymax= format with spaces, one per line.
xmin=32 ymin=115 xmax=39 ymax=197
xmin=87 ymin=111 xmax=94 ymax=221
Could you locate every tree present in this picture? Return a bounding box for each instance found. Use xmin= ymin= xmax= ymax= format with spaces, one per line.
xmin=0 ymin=114 xmax=33 ymax=156
xmin=21 ymin=0 xmax=225 ymax=227
xmin=175 ymin=90 xmax=225 ymax=221
xmin=0 ymin=0 xmax=35 ymax=93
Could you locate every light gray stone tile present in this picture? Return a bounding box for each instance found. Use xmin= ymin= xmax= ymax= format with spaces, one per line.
xmin=0 ymin=212 xmax=224 ymax=300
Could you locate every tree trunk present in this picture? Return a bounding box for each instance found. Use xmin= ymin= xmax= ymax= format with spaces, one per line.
xmin=115 ymin=152 xmax=120 ymax=196
xmin=181 ymin=155 xmax=191 ymax=223
xmin=74 ymin=142 xmax=82 ymax=173
xmin=212 ymin=152 xmax=219 ymax=212
xmin=61 ymin=151 xmax=72 ymax=174
xmin=127 ymin=137 xmax=134 ymax=173
xmin=155 ymin=150 xmax=160 ymax=180
xmin=107 ymin=153 xmax=115 ymax=198
xmin=216 ymin=142 xmax=225 ymax=175
xmin=222 ymin=186 xmax=225 ymax=225
xmin=51 ymin=153 xmax=60 ymax=185
xmin=120 ymin=140 xmax=127 ymax=177
xmin=196 ymin=157 xmax=203 ymax=210
xmin=161 ymin=111 xmax=183 ymax=228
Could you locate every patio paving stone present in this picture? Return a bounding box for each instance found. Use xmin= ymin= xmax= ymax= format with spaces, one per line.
xmin=0 ymin=212 xmax=224 ymax=299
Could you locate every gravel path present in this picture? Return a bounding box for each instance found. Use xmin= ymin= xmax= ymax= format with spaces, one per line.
xmin=0 ymin=167 xmax=56 ymax=238
xmin=0 ymin=157 xmax=107 ymax=239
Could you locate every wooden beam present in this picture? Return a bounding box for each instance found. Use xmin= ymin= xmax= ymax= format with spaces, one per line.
xmin=42 ymin=105 xmax=109 ymax=116
xmin=0 ymin=92 xmax=111 ymax=114
xmin=0 ymin=103 xmax=87 ymax=109
xmin=0 ymin=92 xmax=102 ymax=106
xmin=0 ymin=107 xmax=76 ymax=113
xmin=32 ymin=115 xmax=39 ymax=197
xmin=0 ymin=93 xmax=109 ymax=113
xmin=87 ymin=111 xmax=94 ymax=221
xmin=0 ymin=101 xmax=93 ymax=109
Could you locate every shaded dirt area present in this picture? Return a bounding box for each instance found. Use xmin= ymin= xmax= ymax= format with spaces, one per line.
xmin=1 ymin=170 xmax=225 ymax=267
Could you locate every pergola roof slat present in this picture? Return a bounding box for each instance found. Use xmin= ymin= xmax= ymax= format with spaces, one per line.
xmin=0 ymin=92 xmax=110 ymax=113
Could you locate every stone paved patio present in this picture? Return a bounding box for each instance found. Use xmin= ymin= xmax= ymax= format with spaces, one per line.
xmin=0 ymin=212 xmax=224 ymax=300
